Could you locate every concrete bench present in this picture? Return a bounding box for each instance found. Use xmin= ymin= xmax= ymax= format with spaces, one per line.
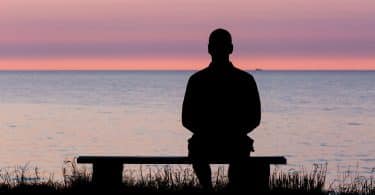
xmin=77 ymin=156 xmax=286 ymax=190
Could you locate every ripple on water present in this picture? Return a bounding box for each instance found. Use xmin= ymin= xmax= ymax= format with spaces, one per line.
xmin=98 ymin=111 xmax=112 ymax=114
xmin=322 ymin=107 xmax=338 ymax=111
xmin=347 ymin=122 xmax=361 ymax=126
xmin=8 ymin=124 xmax=17 ymax=128
xmin=306 ymin=159 xmax=328 ymax=163
xmin=360 ymin=158 xmax=375 ymax=162
xmin=362 ymin=167 xmax=375 ymax=173
xmin=333 ymin=153 xmax=349 ymax=157
xmin=298 ymin=141 xmax=311 ymax=146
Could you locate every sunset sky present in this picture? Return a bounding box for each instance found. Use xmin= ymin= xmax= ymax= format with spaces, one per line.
xmin=1 ymin=0 xmax=374 ymax=70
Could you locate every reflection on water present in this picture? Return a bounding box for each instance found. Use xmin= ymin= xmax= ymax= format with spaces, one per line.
xmin=1 ymin=71 xmax=375 ymax=182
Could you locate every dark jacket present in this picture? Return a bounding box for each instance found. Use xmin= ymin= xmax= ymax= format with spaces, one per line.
xmin=182 ymin=62 xmax=261 ymax=138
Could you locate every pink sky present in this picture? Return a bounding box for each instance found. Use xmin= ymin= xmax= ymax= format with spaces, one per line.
xmin=1 ymin=0 xmax=374 ymax=70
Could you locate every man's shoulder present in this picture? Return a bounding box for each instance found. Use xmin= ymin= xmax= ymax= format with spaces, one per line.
xmin=188 ymin=65 xmax=255 ymax=82
xmin=188 ymin=67 xmax=211 ymax=81
xmin=232 ymin=66 xmax=255 ymax=81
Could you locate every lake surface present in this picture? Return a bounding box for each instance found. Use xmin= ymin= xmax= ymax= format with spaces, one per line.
xmin=1 ymin=71 xmax=374 ymax=182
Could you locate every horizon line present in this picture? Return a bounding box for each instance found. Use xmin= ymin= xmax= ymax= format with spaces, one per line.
xmin=1 ymin=69 xmax=375 ymax=72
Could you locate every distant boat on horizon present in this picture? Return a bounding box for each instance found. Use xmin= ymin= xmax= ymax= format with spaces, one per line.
xmin=255 ymin=68 xmax=263 ymax=71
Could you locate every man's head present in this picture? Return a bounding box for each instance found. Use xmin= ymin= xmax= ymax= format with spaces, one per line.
xmin=208 ymin=29 xmax=233 ymax=59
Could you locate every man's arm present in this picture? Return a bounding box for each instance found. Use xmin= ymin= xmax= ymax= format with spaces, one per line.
xmin=182 ymin=77 xmax=197 ymax=133
xmin=243 ymin=75 xmax=261 ymax=133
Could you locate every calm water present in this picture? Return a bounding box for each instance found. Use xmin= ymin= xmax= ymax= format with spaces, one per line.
xmin=1 ymin=71 xmax=375 ymax=182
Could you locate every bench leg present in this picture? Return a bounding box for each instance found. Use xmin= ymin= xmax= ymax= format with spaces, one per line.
xmin=92 ymin=162 xmax=123 ymax=188
xmin=229 ymin=162 xmax=270 ymax=192
xmin=251 ymin=163 xmax=270 ymax=192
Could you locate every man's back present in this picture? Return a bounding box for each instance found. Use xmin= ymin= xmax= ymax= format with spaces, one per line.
xmin=182 ymin=28 xmax=262 ymax=189
xmin=182 ymin=62 xmax=261 ymax=137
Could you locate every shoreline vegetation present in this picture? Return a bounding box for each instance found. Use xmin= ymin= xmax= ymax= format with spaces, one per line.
xmin=0 ymin=161 xmax=374 ymax=194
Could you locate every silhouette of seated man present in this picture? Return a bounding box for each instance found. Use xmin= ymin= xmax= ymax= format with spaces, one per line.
xmin=182 ymin=28 xmax=261 ymax=189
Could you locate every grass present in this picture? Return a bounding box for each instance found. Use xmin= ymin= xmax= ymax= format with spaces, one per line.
xmin=327 ymin=165 xmax=375 ymax=195
xmin=0 ymin=160 xmax=374 ymax=194
xmin=270 ymin=163 xmax=327 ymax=194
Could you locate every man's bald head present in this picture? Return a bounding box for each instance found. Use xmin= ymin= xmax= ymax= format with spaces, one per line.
xmin=208 ymin=28 xmax=233 ymax=58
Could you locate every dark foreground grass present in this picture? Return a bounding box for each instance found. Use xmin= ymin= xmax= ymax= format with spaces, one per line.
xmin=0 ymin=161 xmax=374 ymax=195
